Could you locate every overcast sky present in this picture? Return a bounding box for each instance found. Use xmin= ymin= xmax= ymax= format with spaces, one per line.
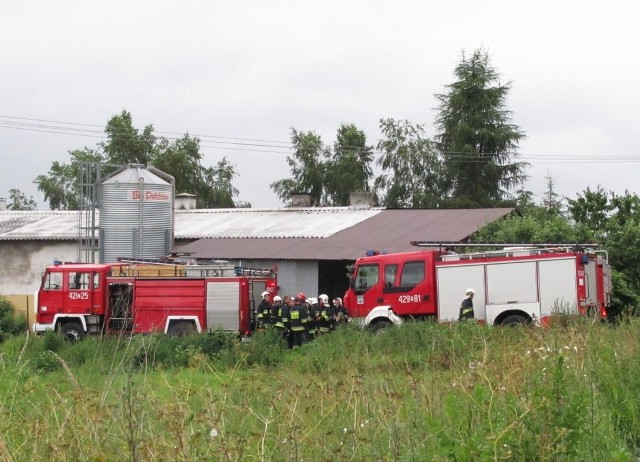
xmin=1 ymin=0 xmax=638 ymax=209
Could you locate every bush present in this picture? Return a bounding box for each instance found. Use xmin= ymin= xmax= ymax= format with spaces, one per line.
xmin=33 ymin=351 xmax=62 ymax=373
xmin=129 ymin=331 xmax=238 ymax=370
xmin=0 ymin=297 xmax=27 ymax=337
xmin=42 ymin=330 xmax=65 ymax=353
xmin=242 ymin=328 xmax=288 ymax=367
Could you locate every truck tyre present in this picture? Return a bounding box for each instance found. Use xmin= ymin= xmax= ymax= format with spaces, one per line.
xmin=501 ymin=315 xmax=530 ymax=327
xmin=168 ymin=321 xmax=196 ymax=336
xmin=61 ymin=322 xmax=86 ymax=342
xmin=369 ymin=319 xmax=392 ymax=334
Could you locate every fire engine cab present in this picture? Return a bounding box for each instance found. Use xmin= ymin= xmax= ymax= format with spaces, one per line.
xmin=343 ymin=243 xmax=611 ymax=329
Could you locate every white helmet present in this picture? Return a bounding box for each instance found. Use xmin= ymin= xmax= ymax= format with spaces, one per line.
xmin=319 ymin=294 xmax=329 ymax=304
xmin=465 ymin=288 xmax=475 ymax=295
xmin=308 ymin=297 xmax=318 ymax=305
xmin=261 ymin=291 xmax=270 ymax=298
xmin=273 ymin=295 xmax=282 ymax=302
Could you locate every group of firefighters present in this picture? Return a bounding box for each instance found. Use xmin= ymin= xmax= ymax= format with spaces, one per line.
xmin=255 ymin=292 xmax=350 ymax=348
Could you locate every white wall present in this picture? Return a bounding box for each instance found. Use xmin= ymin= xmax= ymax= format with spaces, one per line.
xmin=0 ymin=241 xmax=78 ymax=295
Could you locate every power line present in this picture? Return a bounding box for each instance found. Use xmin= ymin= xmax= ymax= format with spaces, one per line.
xmin=0 ymin=115 xmax=292 ymax=145
xmin=1 ymin=114 xmax=639 ymax=164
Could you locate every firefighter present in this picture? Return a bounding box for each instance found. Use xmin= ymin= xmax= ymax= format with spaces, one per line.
xmin=289 ymin=293 xmax=309 ymax=349
xmin=333 ymin=297 xmax=349 ymax=327
xmin=282 ymin=295 xmax=294 ymax=347
xmin=317 ymin=294 xmax=333 ymax=334
xmin=256 ymin=291 xmax=272 ymax=329
xmin=459 ymin=288 xmax=475 ymax=320
xmin=307 ymin=297 xmax=320 ymax=340
xmin=273 ymin=295 xmax=289 ymax=341
xmin=270 ymin=295 xmax=283 ymax=325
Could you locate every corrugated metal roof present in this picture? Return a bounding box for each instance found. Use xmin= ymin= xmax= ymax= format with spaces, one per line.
xmin=0 ymin=207 xmax=384 ymax=240
xmin=0 ymin=211 xmax=82 ymax=240
xmin=0 ymin=208 xmax=513 ymax=259
xmin=176 ymin=208 xmax=514 ymax=260
xmin=174 ymin=207 xmax=384 ymax=238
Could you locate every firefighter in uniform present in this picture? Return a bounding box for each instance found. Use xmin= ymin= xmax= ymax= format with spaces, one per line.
xmin=273 ymin=295 xmax=289 ymax=341
xmin=317 ymin=294 xmax=333 ymax=335
xmin=307 ymin=297 xmax=320 ymax=340
xmin=459 ymin=288 xmax=475 ymax=320
xmin=333 ymin=297 xmax=349 ymax=327
xmin=270 ymin=295 xmax=283 ymax=325
xmin=282 ymin=295 xmax=295 ymax=347
xmin=256 ymin=291 xmax=272 ymax=329
xmin=289 ymin=293 xmax=309 ymax=349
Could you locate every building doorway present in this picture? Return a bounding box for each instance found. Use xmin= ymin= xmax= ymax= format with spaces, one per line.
xmin=318 ymin=260 xmax=353 ymax=301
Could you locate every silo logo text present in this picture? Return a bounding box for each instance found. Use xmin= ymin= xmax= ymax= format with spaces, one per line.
xmin=131 ymin=191 xmax=171 ymax=201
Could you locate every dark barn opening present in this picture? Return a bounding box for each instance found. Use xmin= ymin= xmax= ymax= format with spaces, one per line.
xmin=318 ymin=259 xmax=353 ymax=301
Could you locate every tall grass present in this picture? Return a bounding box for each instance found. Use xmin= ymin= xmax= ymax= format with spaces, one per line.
xmin=0 ymin=319 xmax=639 ymax=461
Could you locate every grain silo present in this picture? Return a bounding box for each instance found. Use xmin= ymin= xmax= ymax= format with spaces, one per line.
xmin=99 ymin=166 xmax=174 ymax=262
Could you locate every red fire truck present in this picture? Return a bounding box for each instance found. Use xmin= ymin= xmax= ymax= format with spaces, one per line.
xmin=344 ymin=243 xmax=611 ymax=329
xmin=33 ymin=261 xmax=277 ymax=341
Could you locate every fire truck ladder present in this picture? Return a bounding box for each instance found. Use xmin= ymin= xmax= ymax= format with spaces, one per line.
xmin=410 ymin=241 xmax=601 ymax=261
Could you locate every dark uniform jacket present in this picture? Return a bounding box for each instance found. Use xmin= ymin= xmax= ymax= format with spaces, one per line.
xmin=459 ymin=297 xmax=474 ymax=320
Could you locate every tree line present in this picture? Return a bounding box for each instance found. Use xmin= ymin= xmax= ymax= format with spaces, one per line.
xmin=271 ymin=48 xmax=527 ymax=209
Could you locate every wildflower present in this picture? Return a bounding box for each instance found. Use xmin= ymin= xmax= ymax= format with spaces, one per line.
xmin=210 ymin=428 xmax=218 ymax=438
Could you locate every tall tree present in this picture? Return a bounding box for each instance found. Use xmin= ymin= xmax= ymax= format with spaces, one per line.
xmin=374 ymin=118 xmax=443 ymax=208
xmin=7 ymin=189 xmax=37 ymax=210
xmin=202 ymin=158 xmax=240 ymax=208
xmin=150 ymin=134 xmax=239 ymax=208
xmin=541 ymin=173 xmax=563 ymax=214
xmin=434 ymin=48 xmax=528 ymax=207
xmin=566 ymin=186 xmax=612 ymax=238
xmin=324 ymin=124 xmax=374 ymax=206
xmin=35 ymin=147 xmax=103 ymax=210
xmin=270 ymin=129 xmax=328 ymax=206
xmin=100 ymin=110 xmax=156 ymax=165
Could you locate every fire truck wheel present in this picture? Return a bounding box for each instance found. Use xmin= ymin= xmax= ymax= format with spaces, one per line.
xmin=369 ymin=320 xmax=392 ymax=334
xmin=501 ymin=314 xmax=530 ymax=327
xmin=61 ymin=322 xmax=86 ymax=342
xmin=168 ymin=321 xmax=196 ymax=336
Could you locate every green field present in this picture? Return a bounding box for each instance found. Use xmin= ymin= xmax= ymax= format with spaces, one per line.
xmin=1 ymin=320 xmax=639 ymax=461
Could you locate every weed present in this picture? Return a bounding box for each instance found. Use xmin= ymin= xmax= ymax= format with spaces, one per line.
xmin=0 ymin=320 xmax=639 ymax=459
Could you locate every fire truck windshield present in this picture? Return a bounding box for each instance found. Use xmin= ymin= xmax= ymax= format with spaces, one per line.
xmin=354 ymin=264 xmax=379 ymax=292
